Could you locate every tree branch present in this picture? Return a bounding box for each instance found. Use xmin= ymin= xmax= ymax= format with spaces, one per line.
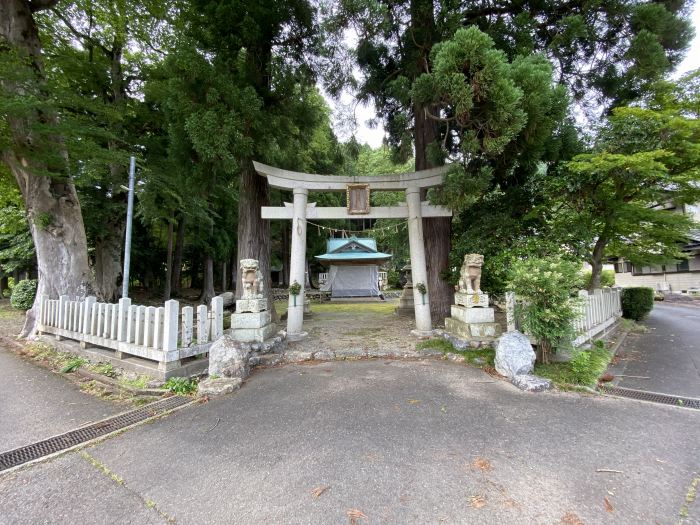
xmin=29 ymin=0 xmax=59 ymax=13
xmin=50 ymin=8 xmax=113 ymax=57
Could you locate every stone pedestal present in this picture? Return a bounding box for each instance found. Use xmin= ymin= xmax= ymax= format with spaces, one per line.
xmin=454 ymin=292 xmax=489 ymax=308
xmin=445 ymin=291 xmax=501 ymax=341
xmin=395 ymin=285 xmax=415 ymax=317
xmin=231 ymin=310 xmax=276 ymax=343
xmin=236 ymin=298 xmax=266 ymax=313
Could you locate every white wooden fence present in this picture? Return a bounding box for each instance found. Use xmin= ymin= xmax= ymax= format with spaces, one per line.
xmin=37 ymin=295 xmax=224 ymax=371
xmin=506 ymin=288 xmax=622 ymax=347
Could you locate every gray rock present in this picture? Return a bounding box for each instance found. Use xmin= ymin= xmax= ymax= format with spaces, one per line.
xmin=283 ymin=350 xmax=314 ymax=363
xmin=313 ymin=350 xmax=335 ymax=361
xmin=219 ymin=291 xmax=235 ymax=308
xmin=208 ymin=335 xmax=252 ymax=379
xmin=335 ymin=347 xmax=367 ymax=359
xmin=198 ymin=377 xmax=242 ymax=396
xmin=249 ymin=354 xmax=283 ymax=367
xmin=494 ymin=330 xmax=535 ymax=378
xmin=511 ymin=374 xmax=551 ymax=392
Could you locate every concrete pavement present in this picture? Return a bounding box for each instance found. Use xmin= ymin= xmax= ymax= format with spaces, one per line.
xmin=0 ymin=346 xmax=121 ymax=452
xmin=611 ymin=302 xmax=700 ymax=398
xmin=1 ymin=360 xmax=698 ymax=524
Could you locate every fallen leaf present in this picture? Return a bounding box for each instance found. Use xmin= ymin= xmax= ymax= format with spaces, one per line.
xmin=407 ymin=399 xmax=421 ymax=404
xmin=311 ymin=486 xmax=329 ymax=499
xmin=560 ymin=512 xmax=584 ymax=525
xmin=440 ymin=405 xmax=447 ymax=413
xmin=347 ymin=508 xmax=367 ymax=524
xmin=468 ymin=495 xmax=487 ymax=508
xmin=472 ymin=458 xmax=492 ymax=472
xmin=604 ymin=496 xmax=614 ymax=513
xmin=502 ymin=497 xmax=518 ymax=508
xmin=399 ymin=494 xmax=409 ymax=503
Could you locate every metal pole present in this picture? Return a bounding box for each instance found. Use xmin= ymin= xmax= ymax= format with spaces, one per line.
xmin=122 ymin=156 xmax=136 ymax=299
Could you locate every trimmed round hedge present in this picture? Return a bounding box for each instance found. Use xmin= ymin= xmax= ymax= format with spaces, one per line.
xmin=620 ymin=287 xmax=654 ymax=321
xmin=10 ymin=279 xmax=37 ymax=311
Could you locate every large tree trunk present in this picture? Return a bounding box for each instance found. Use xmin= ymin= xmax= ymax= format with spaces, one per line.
xmin=588 ymin=235 xmax=608 ymax=291
xmin=1 ymin=0 xmax=93 ymax=337
xmin=171 ymin=215 xmax=185 ymax=296
xmin=199 ymin=255 xmax=215 ymax=304
xmin=236 ymin=160 xmax=276 ymax=320
xmin=93 ymin=218 xmax=125 ymax=302
xmin=164 ymin=213 xmax=175 ymax=300
xmin=410 ymin=0 xmax=453 ymax=324
xmin=0 ymin=275 xmax=7 ymax=297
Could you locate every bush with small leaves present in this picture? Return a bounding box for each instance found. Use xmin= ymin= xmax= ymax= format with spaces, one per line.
xmin=10 ymin=279 xmax=37 ymax=310
xmin=621 ymin=287 xmax=654 ymax=321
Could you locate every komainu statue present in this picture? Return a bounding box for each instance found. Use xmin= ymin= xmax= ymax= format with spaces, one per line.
xmin=240 ymin=259 xmax=264 ymax=299
xmin=458 ymin=253 xmax=484 ymax=293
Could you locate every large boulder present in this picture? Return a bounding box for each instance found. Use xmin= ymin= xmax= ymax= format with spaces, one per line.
xmin=209 ymin=335 xmax=252 ymax=379
xmin=219 ymin=291 xmax=235 ymax=308
xmin=494 ymin=330 xmax=535 ymax=378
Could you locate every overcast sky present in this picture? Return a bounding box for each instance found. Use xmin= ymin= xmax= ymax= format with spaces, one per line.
xmin=332 ymin=4 xmax=700 ymax=149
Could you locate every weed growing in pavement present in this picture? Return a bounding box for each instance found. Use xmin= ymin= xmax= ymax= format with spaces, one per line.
xmin=163 ymin=376 xmax=198 ymax=395
xmin=416 ymin=338 xmax=495 ymax=368
xmin=118 ymin=375 xmax=150 ymax=390
xmin=60 ymin=356 xmax=88 ymax=373
xmin=91 ymin=362 xmax=117 ymax=378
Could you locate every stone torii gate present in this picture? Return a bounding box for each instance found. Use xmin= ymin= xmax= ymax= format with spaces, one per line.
xmin=254 ymin=161 xmax=452 ymax=341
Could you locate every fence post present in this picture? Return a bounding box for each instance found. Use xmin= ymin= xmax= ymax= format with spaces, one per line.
xmin=182 ymin=306 xmax=194 ymax=348
xmin=160 ymin=299 xmax=180 ymax=372
xmin=211 ymin=296 xmax=223 ymax=341
xmin=117 ymin=298 xmax=131 ymax=342
xmin=80 ymin=296 xmax=96 ymax=348
xmin=135 ymin=305 xmax=146 ymax=346
xmin=505 ymin=291 xmax=516 ymax=332
xmin=144 ymin=306 xmax=156 ymax=348
xmin=196 ymin=305 xmax=208 ymax=344
xmin=153 ymin=306 xmax=164 ymax=350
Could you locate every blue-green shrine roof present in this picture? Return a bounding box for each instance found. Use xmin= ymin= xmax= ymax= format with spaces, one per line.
xmin=315 ymin=237 xmax=393 ymax=264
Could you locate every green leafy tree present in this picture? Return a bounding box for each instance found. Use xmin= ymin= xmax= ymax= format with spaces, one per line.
xmin=332 ymin=0 xmax=692 ymax=321
xmin=0 ymin=167 xmax=35 ymax=285
xmin=545 ymin=72 xmax=700 ymax=289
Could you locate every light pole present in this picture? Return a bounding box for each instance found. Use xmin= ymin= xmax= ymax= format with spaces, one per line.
xmin=122 ymin=156 xmax=136 ymax=299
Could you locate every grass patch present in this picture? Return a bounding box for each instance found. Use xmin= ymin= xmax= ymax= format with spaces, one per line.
xmin=535 ymin=341 xmax=613 ymax=389
xmin=118 ymin=375 xmax=150 ymax=390
xmin=91 ymin=362 xmax=117 ymax=378
xmin=417 ymin=338 xmax=495 ymax=368
xmin=273 ymin=300 xmax=395 ymax=318
xmin=0 ymin=299 xmax=23 ymax=319
xmin=417 ymin=338 xmax=456 ymax=353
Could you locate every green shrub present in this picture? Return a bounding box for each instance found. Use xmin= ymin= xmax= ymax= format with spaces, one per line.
xmin=10 ymin=279 xmax=37 ymax=310
xmin=507 ymin=256 xmax=583 ymax=364
xmin=621 ymin=287 xmax=654 ymax=321
xmin=387 ymin=268 xmax=401 ymax=288
xmin=582 ymin=269 xmax=615 ymax=288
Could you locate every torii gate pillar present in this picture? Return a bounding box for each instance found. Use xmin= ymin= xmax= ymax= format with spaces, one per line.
xmin=406 ymin=186 xmax=432 ymax=335
xmin=287 ymin=187 xmax=308 ymax=341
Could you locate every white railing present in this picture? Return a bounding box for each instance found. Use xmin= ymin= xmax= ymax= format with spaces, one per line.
xmin=37 ymin=295 xmax=224 ymax=370
xmin=506 ymin=288 xmax=622 ymax=348
xmin=571 ymin=288 xmax=622 ymax=346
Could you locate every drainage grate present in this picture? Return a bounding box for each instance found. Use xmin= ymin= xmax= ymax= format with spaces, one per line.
xmin=0 ymin=395 xmax=193 ymax=472
xmin=600 ymin=386 xmax=700 ymax=410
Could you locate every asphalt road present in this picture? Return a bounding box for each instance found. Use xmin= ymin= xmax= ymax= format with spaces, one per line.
xmin=1 ymin=360 xmax=698 ymax=524
xmin=611 ymin=302 xmax=700 ymax=398
xmin=0 ymin=346 xmax=120 ymax=452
